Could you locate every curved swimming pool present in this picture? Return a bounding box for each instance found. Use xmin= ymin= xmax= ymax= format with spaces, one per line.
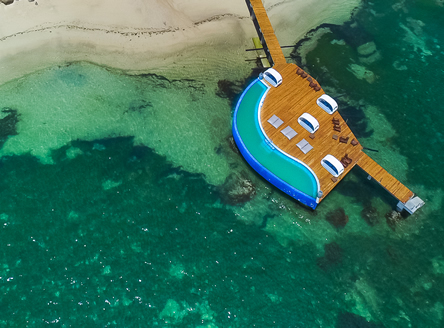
xmin=232 ymin=78 xmax=319 ymax=209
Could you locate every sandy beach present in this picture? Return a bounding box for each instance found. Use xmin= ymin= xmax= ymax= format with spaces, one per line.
xmin=1 ymin=0 xmax=361 ymax=84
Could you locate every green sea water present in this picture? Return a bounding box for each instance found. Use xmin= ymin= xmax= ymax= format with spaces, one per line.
xmin=1 ymin=0 xmax=444 ymax=327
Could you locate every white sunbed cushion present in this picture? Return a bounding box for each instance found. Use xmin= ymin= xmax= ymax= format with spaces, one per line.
xmin=281 ymin=126 xmax=297 ymax=140
xmin=267 ymin=115 xmax=284 ymax=128
xmin=302 ymin=143 xmax=313 ymax=154
xmin=297 ymin=139 xmax=313 ymax=154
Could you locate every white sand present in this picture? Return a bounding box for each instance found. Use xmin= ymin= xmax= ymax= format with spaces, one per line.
xmin=1 ymin=0 xmax=361 ymax=84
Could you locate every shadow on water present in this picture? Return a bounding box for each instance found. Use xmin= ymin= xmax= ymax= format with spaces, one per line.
xmin=334 ymin=168 xmax=398 ymax=210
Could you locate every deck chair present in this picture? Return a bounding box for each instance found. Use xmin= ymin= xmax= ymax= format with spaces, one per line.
xmin=281 ymin=126 xmax=298 ymax=140
xmin=296 ymin=139 xmax=313 ymax=154
xmin=267 ymin=115 xmax=284 ymax=128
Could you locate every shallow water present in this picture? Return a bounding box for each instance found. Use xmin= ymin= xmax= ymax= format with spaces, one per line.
xmin=1 ymin=0 xmax=444 ymax=327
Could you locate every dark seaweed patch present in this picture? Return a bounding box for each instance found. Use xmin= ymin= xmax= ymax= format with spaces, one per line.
xmin=125 ymin=99 xmax=153 ymax=114
xmin=0 ymin=107 xmax=20 ymax=148
xmin=216 ymin=79 xmax=245 ymax=100
xmin=325 ymin=208 xmax=349 ymax=229
xmin=317 ymin=242 xmax=343 ymax=271
xmin=336 ymin=312 xmax=385 ymax=328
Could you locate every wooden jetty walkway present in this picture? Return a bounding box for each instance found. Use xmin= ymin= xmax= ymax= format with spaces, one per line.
xmin=246 ymin=0 xmax=286 ymax=65
xmin=356 ymin=154 xmax=413 ymax=203
xmin=242 ymin=0 xmax=423 ymax=213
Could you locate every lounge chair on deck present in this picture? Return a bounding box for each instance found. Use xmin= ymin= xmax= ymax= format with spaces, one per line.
xmin=281 ymin=126 xmax=298 ymax=140
xmin=339 ymin=136 xmax=349 ymax=144
xmin=268 ymin=115 xmax=284 ymax=129
xmin=296 ymin=139 xmax=313 ymax=154
xmin=341 ymin=155 xmax=352 ymax=166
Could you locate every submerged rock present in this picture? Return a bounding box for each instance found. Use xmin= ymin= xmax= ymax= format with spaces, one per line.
xmin=0 ymin=0 xmax=14 ymax=5
xmin=218 ymin=171 xmax=256 ymax=205
xmin=326 ymin=208 xmax=349 ymax=229
xmin=385 ymin=210 xmax=402 ymax=231
xmin=347 ymin=63 xmax=376 ymax=83
xmin=227 ymin=135 xmax=240 ymax=154
xmin=361 ymin=204 xmax=379 ymax=226
xmin=357 ymin=41 xmax=382 ymax=64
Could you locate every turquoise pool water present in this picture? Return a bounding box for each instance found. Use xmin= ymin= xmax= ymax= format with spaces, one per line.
xmin=234 ymin=79 xmax=318 ymax=199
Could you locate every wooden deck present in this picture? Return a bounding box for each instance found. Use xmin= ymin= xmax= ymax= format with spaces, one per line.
xmin=248 ymin=0 xmax=286 ymax=65
xmin=246 ymin=0 xmax=415 ymax=206
xmin=260 ymin=63 xmax=365 ymax=201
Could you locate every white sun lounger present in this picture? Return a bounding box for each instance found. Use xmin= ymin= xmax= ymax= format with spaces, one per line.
xmin=296 ymin=138 xmax=313 ymax=154
xmin=267 ymin=115 xmax=284 ymax=129
xmin=281 ymin=126 xmax=298 ymax=140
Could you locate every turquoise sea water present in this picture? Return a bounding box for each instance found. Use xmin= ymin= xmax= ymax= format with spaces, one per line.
xmin=1 ymin=0 xmax=444 ymax=327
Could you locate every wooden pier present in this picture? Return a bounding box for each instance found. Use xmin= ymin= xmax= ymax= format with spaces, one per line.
xmin=245 ymin=0 xmax=286 ymax=65
xmin=356 ymin=154 xmax=413 ymax=203
xmin=243 ymin=0 xmax=421 ymax=210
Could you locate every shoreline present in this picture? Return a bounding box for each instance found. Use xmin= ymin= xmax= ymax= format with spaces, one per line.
xmin=0 ymin=0 xmax=362 ymax=186
xmin=0 ymin=0 xmax=361 ymax=85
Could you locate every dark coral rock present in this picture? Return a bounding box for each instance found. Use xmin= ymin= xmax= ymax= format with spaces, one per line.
xmin=385 ymin=210 xmax=402 ymax=231
xmin=218 ymin=171 xmax=256 ymax=205
xmin=0 ymin=0 xmax=14 ymax=5
xmin=326 ymin=208 xmax=349 ymax=229
xmin=361 ymin=204 xmax=379 ymax=226
xmin=227 ymin=136 xmax=240 ymax=154
xmin=317 ymin=242 xmax=343 ymax=271
xmin=336 ymin=312 xmax=385 ymax=328
xmin=0 ymin=108 xmax=20 ymax=147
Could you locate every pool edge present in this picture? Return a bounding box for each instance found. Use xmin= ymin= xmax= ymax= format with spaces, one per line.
xmin=232 ymin=79 xmax=318 ymax=210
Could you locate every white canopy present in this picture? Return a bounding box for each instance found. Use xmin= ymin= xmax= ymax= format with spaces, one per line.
xmin=317 ymin=94 xmax=338 ymax=114
xmin=321 ymin=155 xmax=344 ymax=177
xmin=298 ymin=112 xmax=319 ymax=133
xmin=262 ymin=68 xmax=282 ymax=87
